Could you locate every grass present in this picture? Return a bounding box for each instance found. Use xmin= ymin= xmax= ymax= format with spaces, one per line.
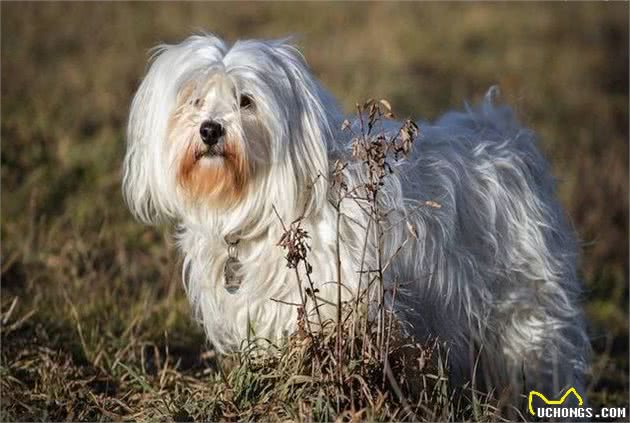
xmin=1 ymin=2 xmax=628 ymax=421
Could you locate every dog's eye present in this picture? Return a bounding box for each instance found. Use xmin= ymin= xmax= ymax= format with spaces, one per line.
xmin=239 ymin=94 xmax=253 ymax=110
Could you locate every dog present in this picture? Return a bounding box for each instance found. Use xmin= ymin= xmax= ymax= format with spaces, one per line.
xmin=122 ymin=34 xmax=589 ymax=400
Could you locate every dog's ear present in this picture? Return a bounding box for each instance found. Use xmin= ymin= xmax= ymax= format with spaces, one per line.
xmin=272 ymin=41 xmax=341 ymax=217
xmin=123 ymin=45 xmax=178 ymax=224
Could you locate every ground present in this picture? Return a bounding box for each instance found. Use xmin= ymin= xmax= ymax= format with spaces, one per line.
xmin=1 ymin=2 xmax=628 ymax=421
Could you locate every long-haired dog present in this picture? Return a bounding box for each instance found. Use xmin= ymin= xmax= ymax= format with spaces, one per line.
xmin=123 ymin=34 xmax=589 ymax=400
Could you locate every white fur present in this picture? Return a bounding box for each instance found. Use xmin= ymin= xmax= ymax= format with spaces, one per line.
xmin=123 ymin=34 xmax=589 ymax=398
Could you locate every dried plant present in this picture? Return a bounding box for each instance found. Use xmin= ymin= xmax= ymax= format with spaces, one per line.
xmin=265 ymin=99 xmax=507 ymax=421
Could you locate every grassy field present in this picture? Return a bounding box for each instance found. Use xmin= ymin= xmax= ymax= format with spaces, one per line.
xmin=1 ymin=2 xmax=628 ymax=421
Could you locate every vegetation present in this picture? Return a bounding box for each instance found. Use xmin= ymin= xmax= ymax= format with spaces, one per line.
xmin=1 ymin=2 xmax=627 ymax=421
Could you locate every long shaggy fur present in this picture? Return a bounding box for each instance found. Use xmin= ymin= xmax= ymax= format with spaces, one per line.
xmin=123 ymin=34 xmax=589 ymax=400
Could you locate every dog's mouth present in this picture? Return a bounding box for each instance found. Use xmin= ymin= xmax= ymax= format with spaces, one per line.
xmin=194 ymin=142 xmax=225 ymax=162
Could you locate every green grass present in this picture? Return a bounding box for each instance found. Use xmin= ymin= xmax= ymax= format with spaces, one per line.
xmin=1 ymin=2 xmax=628 ymax=421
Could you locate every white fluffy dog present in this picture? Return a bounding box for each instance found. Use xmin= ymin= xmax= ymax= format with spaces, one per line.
xmin=123 ymin=34 xmax=589 ymax=399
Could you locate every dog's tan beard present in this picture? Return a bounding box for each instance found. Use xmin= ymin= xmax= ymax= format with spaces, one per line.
xmin=176 ymin=137 xmax=249 ymax=208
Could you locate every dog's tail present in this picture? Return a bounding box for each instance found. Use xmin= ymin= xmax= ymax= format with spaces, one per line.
xmin=427 ymin=86 xmax=530 ymax=148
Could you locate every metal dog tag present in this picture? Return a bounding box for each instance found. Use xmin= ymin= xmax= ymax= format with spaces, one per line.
xmin=224 ymin=256 xmax=242 ymax=294
xmin=224 ymin=236 xmax=242 ymax=294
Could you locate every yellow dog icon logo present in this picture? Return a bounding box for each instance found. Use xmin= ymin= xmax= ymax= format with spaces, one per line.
xmin=528 ymin=387 xmax=584 ymax=415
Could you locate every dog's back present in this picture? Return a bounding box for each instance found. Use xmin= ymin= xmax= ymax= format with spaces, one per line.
xmin=382 ymin=88 xmax=589 ymax=398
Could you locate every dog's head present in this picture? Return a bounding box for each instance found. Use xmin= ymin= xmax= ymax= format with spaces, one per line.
xmin=123 ymin=35 xmax=338 ymax=225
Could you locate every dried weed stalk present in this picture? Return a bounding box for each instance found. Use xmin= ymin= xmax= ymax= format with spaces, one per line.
xmin=270 ymin=99 xmax=463 ymax=420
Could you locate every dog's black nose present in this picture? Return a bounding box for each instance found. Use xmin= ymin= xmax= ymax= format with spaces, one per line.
xmin=199 ymin=120 xmax=224 ymax=146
